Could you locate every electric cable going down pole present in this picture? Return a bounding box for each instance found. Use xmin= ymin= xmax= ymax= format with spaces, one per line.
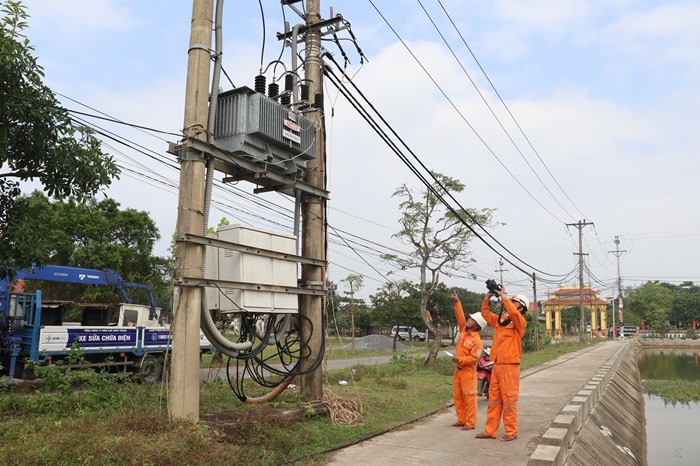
xmin=299 ymin=0 xmax=326 ymax=400
xmin=169 ymin=0 xmax=213 ymax=422
xmin=608 ymin=235 xmax=627 ymax=328
xmin=567 ymin=220 xmax=593 ymax=342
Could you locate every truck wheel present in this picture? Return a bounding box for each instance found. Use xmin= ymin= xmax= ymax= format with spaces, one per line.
xmin=137 ymin=354 xmax=164 ymax=383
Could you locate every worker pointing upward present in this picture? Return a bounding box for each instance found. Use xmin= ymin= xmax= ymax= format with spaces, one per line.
xmin=449 ymin=292 xmax=485 ymax=431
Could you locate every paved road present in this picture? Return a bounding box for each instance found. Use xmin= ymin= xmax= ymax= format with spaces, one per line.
xmin=328 ymin=340 xmax=623 ymax=465
xmin=199 ymin=355 xmax=400 ymax=382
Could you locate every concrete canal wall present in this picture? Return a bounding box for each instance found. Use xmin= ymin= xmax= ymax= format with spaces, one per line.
xmin=529 ymin=338 xmax=700 ymax=466
xmin=564 ymin=342 xmax=646 ymax=465
xmin=528 ymin=340 xmax=647 ymax=466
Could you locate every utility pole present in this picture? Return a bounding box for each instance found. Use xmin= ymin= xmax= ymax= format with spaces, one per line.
xmin=169 ymin=0 xmax=213 ymax=422
xmin=299 ymin=0 xmax=326 ymax=400
xmin=608 ymin=235 xmax=627 ymax=327
xmin=532 ymin=272 xmax=539 ymax=349
xmin=495 ymin=258 xmax=508 ymax=287
xmin=567 ymin=220 xmax=593 ymax=342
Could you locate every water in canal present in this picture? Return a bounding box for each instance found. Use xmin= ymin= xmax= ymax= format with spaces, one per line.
xmin=638 ymin=348 xmax=700 ymax=465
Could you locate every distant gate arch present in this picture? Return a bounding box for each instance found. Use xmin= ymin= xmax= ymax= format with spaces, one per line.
xmin=542 ymin=286 xmax=609 ymax=339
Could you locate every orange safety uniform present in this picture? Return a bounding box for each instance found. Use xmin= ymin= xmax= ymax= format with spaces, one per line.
xmin=452 ymin=300 xmax=483 ymax=429
xmin=480 ymin=295 xmax=526 ymax=437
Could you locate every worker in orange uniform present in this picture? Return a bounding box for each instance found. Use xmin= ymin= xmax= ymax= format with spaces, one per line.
xmin=450 ymin=292 xmax=486 ymax=431
xmin=475 ymin=287 xmax=528 ymax=442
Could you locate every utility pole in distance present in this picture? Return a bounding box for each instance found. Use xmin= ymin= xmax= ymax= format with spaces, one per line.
xmin=299 ymin=0 xmax=326 ymax=400
xmin=532 ymin=272 xmax=539 ymax=349
xmin=608 ymin=235 xmax=627 ymax=327
xmin=567 ymin=220 xmax=593 ymax=342
xmin=495 ymin=258 xmax=508 ymax=287
xmin=169 ymin=0 xmax=213 ymax=422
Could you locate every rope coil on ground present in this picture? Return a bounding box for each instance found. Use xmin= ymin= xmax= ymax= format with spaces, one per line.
xmin=323 ymin=386 xmax=364 ymax=426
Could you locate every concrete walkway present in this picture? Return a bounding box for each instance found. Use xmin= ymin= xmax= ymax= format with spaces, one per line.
xmin=329 ymin=340 xmax=624 ymax=465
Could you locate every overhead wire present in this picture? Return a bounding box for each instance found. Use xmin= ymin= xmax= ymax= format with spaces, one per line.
xmin=416 ymin=0 xmax=577 ymax=222
xmin=434 ymin=0 xmax=588 ymax=220
xmin=324 ymin=55 xmax=572 ymax=279
xmin=367 ymin=0 xmax=568 ymax=225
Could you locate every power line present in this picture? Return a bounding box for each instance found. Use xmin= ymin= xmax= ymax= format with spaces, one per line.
xmin=367 ymin=0 xmax=568 ymax=224
xmin=433 ymin=0 xmax=587 ymax=220
xmin=416 ymin=0 xmax=578 ymax=222
xmin=324 ymin=56 xmax=572 ymax=279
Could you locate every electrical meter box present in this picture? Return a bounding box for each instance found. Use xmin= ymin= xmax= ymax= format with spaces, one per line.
xmin=213 ymin=87 xmax=316 ymax=175
xmin=204 ymin=224 xmax=298 ymax=314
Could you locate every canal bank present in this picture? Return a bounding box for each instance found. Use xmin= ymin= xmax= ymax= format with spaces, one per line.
xmin=560 ymin=341 xmax=646 ymax=465
xmin=528 ymin=339 xmax=700 ymax=465
xmin=328 ymin=340 xmax=625 ymax=465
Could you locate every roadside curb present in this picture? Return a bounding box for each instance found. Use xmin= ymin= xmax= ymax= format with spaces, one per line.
xmin=527 ymin=341 xmax=630 ymax=466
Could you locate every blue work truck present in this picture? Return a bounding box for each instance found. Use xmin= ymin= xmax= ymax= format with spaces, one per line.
xmin=0 ymin=265 xmax=209 ymax=381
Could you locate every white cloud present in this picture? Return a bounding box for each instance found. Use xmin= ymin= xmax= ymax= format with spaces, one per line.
xmin=24 ymin=0 xmax=136 ymax=36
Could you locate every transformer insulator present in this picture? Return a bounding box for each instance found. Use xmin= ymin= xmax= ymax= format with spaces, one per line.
xmin=254 ymin=74 xmax=266 ymax=94
xmin=284 ymin=74 xmax=293 ymax=92
xmin=268 ymin=82 xmax=279 ymax=99
xmin=300 ymin=84 xmax=309 ymax=102
xmin=281 ymin=94 xmax=291 ymax=106
xmin=314 ymin=93 xmax=323 ymax=110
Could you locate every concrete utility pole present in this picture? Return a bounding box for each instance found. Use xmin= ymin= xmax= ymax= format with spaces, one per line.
xmin=169 ymin=0 xmax=213 ymax=422
xmin=495 ymin=258 xmax=508 ymax=287
xmin=532 ymin=272 xmax=539 ymax=349
xmin=567 ymin=220 xmax=593 ymax=342
xmin=608 ymin=235 xmax=627 ymax=326
xmin=299 ymin=0 xmax=326 ymax=400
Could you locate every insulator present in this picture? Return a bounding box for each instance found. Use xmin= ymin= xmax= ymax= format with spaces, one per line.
xmin=314 ymin=93 xmax=323 ymax=110
xmin=268 ymin=82 xmax=279 ymax=99
xmin=254 ymin=74 xmax=266 ymax=94
xmin=284 ymin=74 xmax=293 ymax=92
xmin=300 ymin=84 xmax=309 ymax=102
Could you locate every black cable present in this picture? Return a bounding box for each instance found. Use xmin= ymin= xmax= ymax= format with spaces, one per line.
xmin=324 ymin=57 xmax=572 ymax=279
xmin=2 ymin=91 xmax=181 ymax=138
xmin=367 ymin=0 xmax=567 ymax=225
xmin=416 ymin=0 xmax=577 ymax=222
xmin=257 ymin=0 xmax=266 ymax=73
xmin=434 ymin=0 xmax=588 ymax=220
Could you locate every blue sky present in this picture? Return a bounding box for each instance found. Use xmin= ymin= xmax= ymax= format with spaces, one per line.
xmin=17 ymin=0 xmax=700 ymax=301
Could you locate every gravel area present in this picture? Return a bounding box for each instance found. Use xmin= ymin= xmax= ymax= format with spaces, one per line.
xmin=339 ymin=334 xmax=409 ymax=351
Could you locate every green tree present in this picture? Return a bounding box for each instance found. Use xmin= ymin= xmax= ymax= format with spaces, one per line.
xmin=435 ymin=284 xmax=482 ymax=342
xmin=560 ymin=306 xmax=580 ymax=334
xmin=382 ymin=172 xmax=497 ymax=364
xmin=370 ymin=280 xmax=421 ymax=351
xmin=625 ymin=281 xmax=674 ymax=331
xmin=325 ymin=279 xmax=342 ymax=333
xmin=341 ymin=274 xmax=364 ymax=349
xmin=0 ymin=1 xmax=119 ymax=278
xmin=10 ymin=192 xmax=170 ymax=312
xmin=670 ymin=282 xmax=700 ymax=328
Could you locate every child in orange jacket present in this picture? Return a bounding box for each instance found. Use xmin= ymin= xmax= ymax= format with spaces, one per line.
xmin=450 ymin=292 xmax=486 ymax=430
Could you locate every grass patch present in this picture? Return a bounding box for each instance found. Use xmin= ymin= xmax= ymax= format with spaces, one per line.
xmin=521 ymin=340 xmax=595 ymax=370
xmin=642 ymin=379 xmax=700 ymax=405
xmin=0 ymin=341 xmax=587 ymax=465
xmin=200 ymin=336 xmax=426 ymax=368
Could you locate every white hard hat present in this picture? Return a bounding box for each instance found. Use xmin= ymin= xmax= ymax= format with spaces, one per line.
xmin=511 ymin=294 xmax=530 ymax=311
xmin=470 ymin=313 xmax=487 ymax=330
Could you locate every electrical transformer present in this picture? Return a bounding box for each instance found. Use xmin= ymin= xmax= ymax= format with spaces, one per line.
xmin=213 ymin=86 xmax=316 ymax=175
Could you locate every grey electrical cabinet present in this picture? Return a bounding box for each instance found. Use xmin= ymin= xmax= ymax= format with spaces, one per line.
xmin=204 ymin=224 xmax=298 ymax=314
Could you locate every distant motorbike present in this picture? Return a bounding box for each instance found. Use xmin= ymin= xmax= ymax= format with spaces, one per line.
xmin=477 ymin=348 xmax=494 ymax=397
